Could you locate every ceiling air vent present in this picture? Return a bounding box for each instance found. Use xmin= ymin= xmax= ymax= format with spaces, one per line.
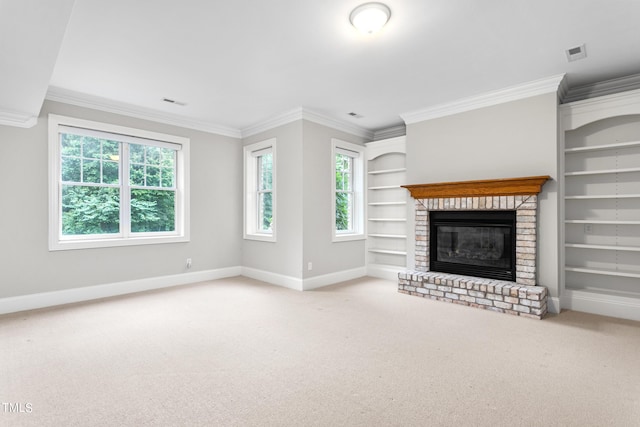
xmin=566 ymin=44 xmax=587 ymax=62
xmin=162 ymin=97 xmax=187 ymax=106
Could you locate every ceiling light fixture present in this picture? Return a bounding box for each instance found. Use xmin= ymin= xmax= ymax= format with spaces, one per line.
xmin=349 ymin=2 xmax=391 ymax=34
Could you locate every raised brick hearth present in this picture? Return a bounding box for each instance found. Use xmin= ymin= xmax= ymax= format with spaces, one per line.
xmin=398 ymin=271 xmax=547 ymax=319
xmin=400 ymin=177 xmax=550 ymax=319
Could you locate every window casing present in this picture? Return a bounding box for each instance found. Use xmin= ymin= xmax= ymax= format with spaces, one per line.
xmin=332 ymin=139 xmax=365 ymax=241
xmin=48 ymin=114 xmax=190 ymax=250
xmin=244 ymin=139 xmax=276 ymax=241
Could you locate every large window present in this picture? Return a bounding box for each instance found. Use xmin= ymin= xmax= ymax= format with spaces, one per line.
xmin=48 ymin=115 xmax=190 ymax=250
xmin=244 ymin=138 xmax=276 ymax=241
xmin=332 ymin=139 xmax=364 ymax=241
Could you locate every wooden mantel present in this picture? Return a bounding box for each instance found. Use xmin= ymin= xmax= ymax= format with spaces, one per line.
xmin=401 ymin=175 xmax=550 ymax=199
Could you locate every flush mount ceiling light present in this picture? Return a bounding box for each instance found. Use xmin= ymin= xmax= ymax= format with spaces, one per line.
xmin=349 ymin=2 xmax=391 ymax=34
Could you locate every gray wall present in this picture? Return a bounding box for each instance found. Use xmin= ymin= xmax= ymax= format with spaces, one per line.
xmin=0 ymin=101 xmax=243 ymax=299
xmin=302 ymin=120 xmax=367 ymax=279
xmin=405 ymin=93 xmax=560 ymax=297
xmin=241 ymin=119 xmax=367 ymax=280
xmin=242 ymin=121 xmax=304 ymax=279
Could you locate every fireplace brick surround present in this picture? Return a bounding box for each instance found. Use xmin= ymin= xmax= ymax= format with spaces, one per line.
xmin=399 ymin=177 xmax=550 ymax=319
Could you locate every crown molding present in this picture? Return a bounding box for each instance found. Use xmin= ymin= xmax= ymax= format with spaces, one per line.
xmin=561 ymin=73 xmax=640 ymax=104
xmin=240 ymin=107 xmax=305 ymax=138
xmin=0 ymin=110 xmax=38 ymax=128
xmin=45 ymin=87 xmax=242 ymax=138
xmin=302 ymin=109 xmax=374 ymax=140
xmin=372 ymin=124 xmax=406 ymax=141
xmin=400 ymin=74 xmax=566 ymax=125
xmin=241 ymin=107 xmax=374 ymax=140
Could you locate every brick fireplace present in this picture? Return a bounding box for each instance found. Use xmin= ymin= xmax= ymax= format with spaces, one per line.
xmin=398 ymin=176 xmax=550 ymax=319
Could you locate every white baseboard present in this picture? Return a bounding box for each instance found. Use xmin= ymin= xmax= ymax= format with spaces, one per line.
xmin=241 ymin=267 xmax=304 ymax=291
xmin=367 ymin=264 xmax=403 ymax=281
xmin=561 ymin=290 xmax=640 ymax=322
xmin=302 ymin=267 xmax=367 ymax=291
xmin=0 ymin=266 xmax=242 ymax=315
xmin=240 ymin=266 xmax=367 ymax=291
xmin=547 ymin=296 xmax=561 ymax=314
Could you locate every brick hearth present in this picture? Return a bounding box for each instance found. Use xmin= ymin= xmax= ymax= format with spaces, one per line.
xmin=398 ymin=271 xmax=547 ymax=319
xmin=400 ymin=177 xmax=550 ymax=319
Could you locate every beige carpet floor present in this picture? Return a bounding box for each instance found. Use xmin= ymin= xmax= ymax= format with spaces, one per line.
xmin=1 ymin=276 xmax=639 ymax=426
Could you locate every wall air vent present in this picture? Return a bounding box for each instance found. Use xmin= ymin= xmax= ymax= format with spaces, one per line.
xmin=566 ymin=44 xmax=587 ymax=62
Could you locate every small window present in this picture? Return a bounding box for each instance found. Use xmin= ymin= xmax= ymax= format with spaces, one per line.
xmin=244 ymin=139 xmax=276 ymax=241
xmin=332 ymin=139 xmax=365 ymax=241
xmin=48 ymin=115 xmax=190 ymax=250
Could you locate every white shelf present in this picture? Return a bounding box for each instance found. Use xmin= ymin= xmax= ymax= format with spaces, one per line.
xmin=567 ymin=284 xmax=640 ymax=298
xmin=565 ymin=194 xmax=640 ymax=200
xmin=565 ymin=266 xmax=640 ymax=279
xmin=368 ymin=185 xmax=403 ymax=190
xmin=565 ymin=167 xmax=640 ymax=176
xmin=565 ymin=220 xmax=640 ymax=225
xmin=366 ymin=139 xmax=407 ymax=277
xmin=564 ymin=140 xmax=640 ymax=153
xmin=368 ymin=249 xmax=407 ymax=255
xmin=368 ymin=168 xmax=406 ymax=175
xmin=562 ymin=91 xmax=640 ymax=321
xmin=565 ymin=243 xmax=640 ymax=252
xmin=368 ymin=201 xmax=407 ymax=206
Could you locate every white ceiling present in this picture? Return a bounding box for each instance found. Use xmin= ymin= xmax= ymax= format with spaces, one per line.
xmin=2 ymin=0 xmax=640 ymax=135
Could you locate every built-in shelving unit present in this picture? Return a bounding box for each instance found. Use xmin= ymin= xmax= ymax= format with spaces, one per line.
xmin=560 ymin=88 xmax=640 ymax=320
xmin=365 ymin=136 xmax=407 ymax=280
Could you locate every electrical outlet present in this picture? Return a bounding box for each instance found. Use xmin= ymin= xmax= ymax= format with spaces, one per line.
xmin=584 ymin=224 xmax=593 ymax=234
xmin=308 ymin=262 xmax=313 ymax=271
xmin=186 ymin=258 xmax=192 ymax=269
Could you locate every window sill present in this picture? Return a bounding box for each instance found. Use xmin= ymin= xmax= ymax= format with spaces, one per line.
xmin=244 ymin=233 xmax=276 ymax=243
xmin=332 ymin=233 xmax=365 ymax=243
xmin=49 ymin=235 xmax=189 ymax=251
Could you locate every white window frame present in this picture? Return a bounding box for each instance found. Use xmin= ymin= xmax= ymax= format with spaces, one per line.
xmin=48 ymin=114 xmax=190 ymax=251
xmin=332 ymin=139 xmax=365 ymax=242
xmin=244 ymin=138 xmax=276 ymax=242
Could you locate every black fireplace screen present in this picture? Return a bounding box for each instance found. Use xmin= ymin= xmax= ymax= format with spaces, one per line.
xmin=429 ymin=210 xmax=516 ymax=281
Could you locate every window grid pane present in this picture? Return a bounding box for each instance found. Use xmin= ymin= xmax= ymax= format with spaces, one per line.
xmin=335 ymin=153 xmax=355 ymax=232
xmin=60 ymin=133 xmax=121 ymax=186
xmin=256 ymin=153 xmax=273 ymax=232
xmin=129 ymin=143 xmax=176 ymax=190
xmin=61 ymin=185 xmax=120 ymax=235
xmin=59 ymin=132 xmax=179 ymax=238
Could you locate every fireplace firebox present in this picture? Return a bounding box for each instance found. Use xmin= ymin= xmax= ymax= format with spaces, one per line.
xmin=429 ymin=210 xmax=516 ymax=281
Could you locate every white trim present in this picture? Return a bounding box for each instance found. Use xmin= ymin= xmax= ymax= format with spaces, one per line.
xmin=332 ymin=139 xmax=366 ymax=242
xmin=561 ymin=289 xmax=640 ymax=322
xmin=46 ymin=86 xmax=242 ymax=138
xmin=241 ymin=107 xmax=374 ymax=140
xmin=562 ymin=72 xmax=640 ymax=104
xmin=0 ymin=111 xmax=38 ymax=128
xmin=302 ymin=267 xmax=367 ymax=291
xmin=401 ymin=74 xmax=566 ymax=124
xmin=48 ymin=114 xmax=191 ymax=250
xmin=45 ymin=88 xmax=373 ymax=140
xmin=240 ymin=266 xmax=367 ymax=291
xmin=367 ymin=263 xmax=404 ymax=281
xmin=241 ymin=267 xmax=303 ymax=291
xmin=372 ymin=125 xmax=406 ymax=141
xmin=547 ymin=296 xmax=561 ymax=315
xmin=560 ymin=87 xmax=640 ymax=131
xmin=243 ymin=138 xmax=277 ymax=242
xmin=0 ymin=267 xmax=242 ymax=315
xmin=365 ymin=136 xmax=406 ymax=160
